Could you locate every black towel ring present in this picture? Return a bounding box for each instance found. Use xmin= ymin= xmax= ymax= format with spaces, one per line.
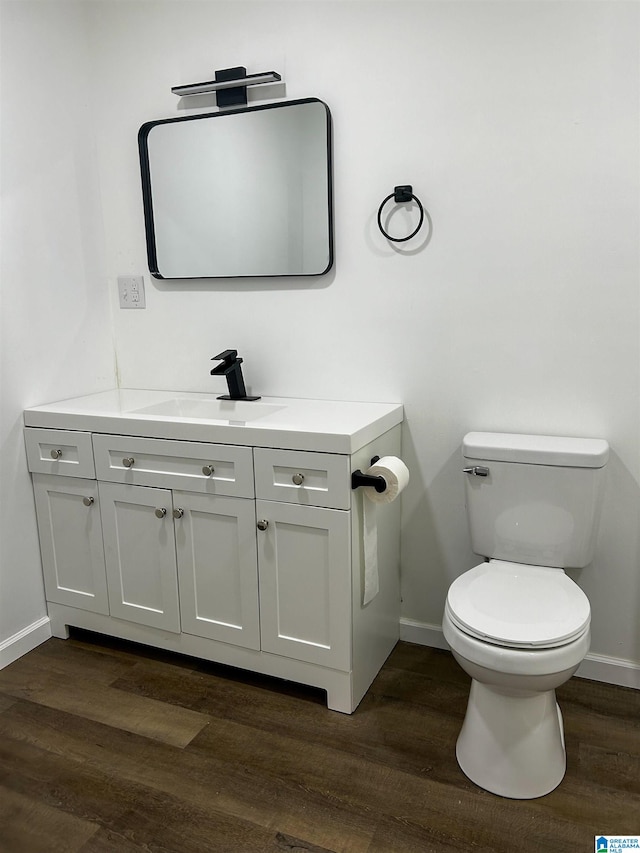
xmin=377 ymin=185 xmax=424 ymax=243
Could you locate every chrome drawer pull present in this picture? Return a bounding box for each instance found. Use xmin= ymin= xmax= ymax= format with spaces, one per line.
xmin=292 ymin=472 xmax=305 ymax=486
xmin=463 ymin=466 xmax=490 ymax=477
xmin=83 ymin=496 xmax=94 ymax=507
xmin=50 ymin=449 xmax=62 ymax=460
xmin=155 ymin=507 xmax=167 ymax=519
xmin=202 ymin=465 xmax=215 ymax=477
xmin=122 ymin=457 xmax=135 ymax=468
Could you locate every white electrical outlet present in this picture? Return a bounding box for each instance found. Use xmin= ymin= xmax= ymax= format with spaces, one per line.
xmin=118 ymin=275 xmax=146 ymax=309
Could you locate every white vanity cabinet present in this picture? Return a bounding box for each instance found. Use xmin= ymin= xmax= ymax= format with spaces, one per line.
xmin=254 ymin=448 xmax=352 ymax=670
xmin=91 ymin=433 xmax=261 ymax=646
xmin=24 ymin=390 xmax=403 ymax=713
xmin=24 ymin=427 xmax=108 ymax=616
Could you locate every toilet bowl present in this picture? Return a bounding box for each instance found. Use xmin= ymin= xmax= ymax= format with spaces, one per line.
xmin=443 ymin=560 xmax=591 ymax=799
xmin=444 ymin=431 xmax=608 ymax=799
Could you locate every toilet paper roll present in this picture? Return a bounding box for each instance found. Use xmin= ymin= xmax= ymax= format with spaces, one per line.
xmin=362 ymin=456 xmax=410 ymax=504
xmin=362 ymin=456 xmax=409 ymax=606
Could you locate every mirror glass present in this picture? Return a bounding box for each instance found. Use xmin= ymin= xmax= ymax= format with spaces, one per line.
xmin=138 ymin=98 xmax=333 ymax=279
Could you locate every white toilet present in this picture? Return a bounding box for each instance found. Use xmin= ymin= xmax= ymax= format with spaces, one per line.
xmin=443 ymin=431 xmax=609 ymax=799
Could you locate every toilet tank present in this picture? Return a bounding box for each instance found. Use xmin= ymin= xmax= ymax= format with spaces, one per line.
xmin=463 ymin=432 xmax=609 ymax=568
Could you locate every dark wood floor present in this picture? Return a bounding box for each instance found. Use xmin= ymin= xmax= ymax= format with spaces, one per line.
xmin=0 ymin=633 xmax=638 ymax=853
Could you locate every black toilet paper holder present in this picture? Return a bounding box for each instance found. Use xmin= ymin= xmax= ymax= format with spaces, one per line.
xmin=351 ymin=456 xmax=386 ymax=493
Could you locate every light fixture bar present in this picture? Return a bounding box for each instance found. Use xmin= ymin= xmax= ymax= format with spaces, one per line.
xmin=172 ymin=71 xmax=281 ymax=98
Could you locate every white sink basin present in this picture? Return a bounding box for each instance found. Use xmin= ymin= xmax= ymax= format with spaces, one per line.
xmin=131 ymin=397 xmax=284 ymax=423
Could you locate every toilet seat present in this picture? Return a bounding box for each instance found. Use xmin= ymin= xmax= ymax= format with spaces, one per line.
xmin=446 ymin=560 xmax=590 ymax=649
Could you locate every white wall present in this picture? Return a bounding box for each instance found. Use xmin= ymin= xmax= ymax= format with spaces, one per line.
xmin=0 ymin=1 xmax=116 ymax=657
xmin=2 ymin=1 xmax=639 ymax=680
xmin=95 ymin=0 xmax=640 ymax=676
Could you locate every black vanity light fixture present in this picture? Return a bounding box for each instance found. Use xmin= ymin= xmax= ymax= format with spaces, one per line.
xmin=171 ymin=66 xmax=282 ymax=107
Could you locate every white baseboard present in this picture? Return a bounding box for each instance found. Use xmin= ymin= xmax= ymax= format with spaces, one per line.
xmin=575 ymin=652 xmax=640 ymax=690
xmin=400 ymin=617 xmax=450 ymax=650
xmin=4 ymin=613 xmax=638 ymax=691
xmin=0 ymin=616 xmax=51 ymax=670
xmin=400 ymin=617 xmax=640 ymax=690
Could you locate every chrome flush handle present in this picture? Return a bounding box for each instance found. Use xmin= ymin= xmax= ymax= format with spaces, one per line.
xmin=463 ymin=466 xmax=490 ymax=477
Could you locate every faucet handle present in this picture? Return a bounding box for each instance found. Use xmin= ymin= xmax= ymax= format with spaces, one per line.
xmin=213 ymin=349 xmax=238 ymax=363
xmin=211 ymin=350 xmax=242 ymax=375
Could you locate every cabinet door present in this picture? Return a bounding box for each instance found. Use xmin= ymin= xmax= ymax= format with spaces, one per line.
xmin=256 ymin=500 xmax=351 ymax=670
xmin=99 ymin=482 xmax=180 ymax=633
xmin=32 ymin=474 xmax=109 ymax=615
xmin=174 ymin=492 xmax=260 ymax=649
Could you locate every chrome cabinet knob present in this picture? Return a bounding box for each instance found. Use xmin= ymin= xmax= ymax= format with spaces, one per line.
xmin=202 ymin=465 xmax=215 ymax=477
xmin=122 ymin=457 xmax=135 ymax=468
xmin=155 ymin=507 xmax=167 ymax=519
xmin=83 ymin=496 xmax=94 ymax=507
xmin=292 ymin=473 xmax=305 ymax=486
xmin=50 ymin=449 xmax=62 ymax=460
xmin=257 ymin=519 xmax=269 ymax=531
xmin=173 ymin=508 xmax=184 ymax=519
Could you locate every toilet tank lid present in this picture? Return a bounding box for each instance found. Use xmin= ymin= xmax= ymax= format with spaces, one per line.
xmin=463 ymin=432 xmax=609 ymax=468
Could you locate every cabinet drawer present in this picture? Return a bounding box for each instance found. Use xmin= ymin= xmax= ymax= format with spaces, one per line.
xmin=254 ymin=448 xmax=350 ymax=509
xmin=24 ymin=428 xmax=95 ymax=479
xmin=93 ymin=434 xmax=254 ymax=498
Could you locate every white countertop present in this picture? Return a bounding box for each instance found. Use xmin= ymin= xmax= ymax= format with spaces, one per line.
xmin=24 ymin=389 xmax=404 ymax=454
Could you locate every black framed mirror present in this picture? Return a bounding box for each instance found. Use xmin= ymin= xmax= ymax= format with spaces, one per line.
xmin=138 ymin=98 xmax=333 ymax=279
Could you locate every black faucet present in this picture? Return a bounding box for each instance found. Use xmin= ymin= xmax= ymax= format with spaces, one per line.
xmin=210 ymin=350 xmax=261 ymax=401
